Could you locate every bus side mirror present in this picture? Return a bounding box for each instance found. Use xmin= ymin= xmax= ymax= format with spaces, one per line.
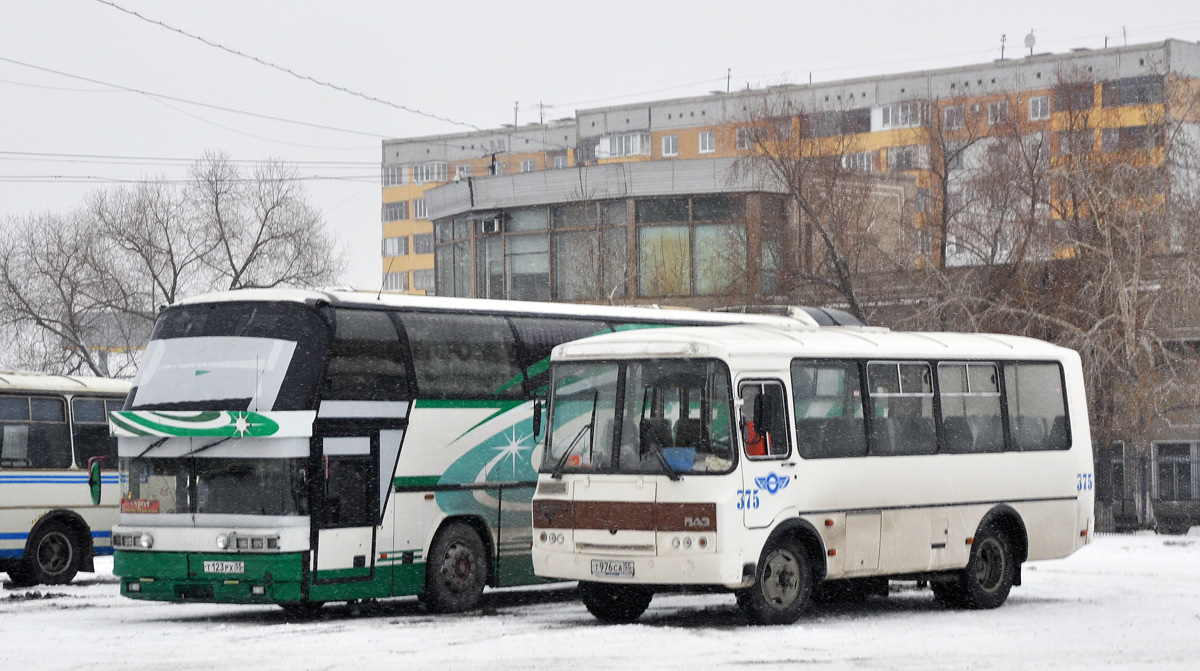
xmin=87 ymin=457 xmax=104 ymax=505
xmin=532 ymin=399 xmax=543 ymax=439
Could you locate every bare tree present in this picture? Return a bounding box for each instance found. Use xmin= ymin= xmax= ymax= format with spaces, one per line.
xmin=0 ymin=152 xmax=346 ymax=376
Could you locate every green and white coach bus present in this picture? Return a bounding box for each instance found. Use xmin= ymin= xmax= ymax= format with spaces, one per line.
xmin=106 ymin=288 xmax=819 ymax=612
xmin=1 ymin=371 xmax=129 ymax=586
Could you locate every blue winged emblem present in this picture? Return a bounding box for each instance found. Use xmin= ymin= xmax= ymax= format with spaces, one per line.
xmin=754 ymin=472 xmax=791 ymax=495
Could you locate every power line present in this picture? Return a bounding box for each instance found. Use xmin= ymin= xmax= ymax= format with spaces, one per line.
xmin=0 ymin=54 xmax=392 ymax=140
xmin=94 ymin=0 xmax=481 ymax=131
xmin=0 ymin=174 xmax=379 ymax=185
xmin=0 ymin=150 xmax=376 ymax=167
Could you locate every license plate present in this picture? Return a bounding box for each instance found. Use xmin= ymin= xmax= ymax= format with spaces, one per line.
xmin=203 ymin=560 xmax=245 ymax=574
xmin=590 ymin=559 xmax=634 ymax=578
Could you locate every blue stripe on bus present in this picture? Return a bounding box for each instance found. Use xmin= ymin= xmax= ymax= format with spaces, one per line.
xmin=0 ymin=532 xmax=29 ymax=540
xmin=0 ymin=475 xmax=119 ymax=484
xmin=0 ymin=549 xmax=25 ymax=558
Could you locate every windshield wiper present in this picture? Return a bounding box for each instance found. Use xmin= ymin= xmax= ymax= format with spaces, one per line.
xmin=181 ymin=436 xmax=232 ymax=458
xmin=550 ymin=391 xmax=597 ymax=480
xmin=648 ymin=445 xmax=681 ymax=481
xmin=136 ymin=437 xmax=169 ymax=459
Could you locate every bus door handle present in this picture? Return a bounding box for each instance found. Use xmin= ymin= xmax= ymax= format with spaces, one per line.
xmin=781 ymin=462 xmax=796 ymax=468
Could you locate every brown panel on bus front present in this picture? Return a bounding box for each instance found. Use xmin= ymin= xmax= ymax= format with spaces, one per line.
xmin=534 ymin=500 xmax=718 ymax=532
xmin=654 ymin=503 xmax=718 ymax=532
xmin=532 ymin=499 xmax=574 ymax=529
xmin=574 ymin=501 xmax=657 ymax=531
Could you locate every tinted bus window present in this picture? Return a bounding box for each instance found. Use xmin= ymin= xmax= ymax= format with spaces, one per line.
xmin=1005 ymin=362 xmax=1070 ymax=450
xmin=0 ymin=396 xmax=71 ymax=469
xmin=509 ymin=317 xmax=609 ymax=396
xmin=867 ymin=362 xmax=936 ymax=456
xmin=938 ymin=363 xmax=1004 ymax=454
xmin=72 ymin=397 xmax=122 ymax=468
xmin=399 ymin=313 xmax=523 ymax=399
xmin=323 ymin=309 xmax=411 ymax=400
xmin=792 ymin=360 xmax=867 ymax=459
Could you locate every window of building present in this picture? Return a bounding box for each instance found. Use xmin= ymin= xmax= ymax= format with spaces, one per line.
xmin=520 ymin=159 xmax=536 ymax=173
xmin=694 ymin=224 xmax=745 ymax=296
xmin=987 ymin=100 xmax=1008 ymax=126
xmin=413 ymin=198 xmax=428 ymax=219
xmin=636 ymin=197 xmax=690 ymax=223
xmin=1029 ymin=95 xmax=1050 ymax=121
xmin=880 ymin=101 xmax=925 ymax=129
xmin=455 ymin=164 xmax=471 ymax=180
xmin=382 ymin=201 xmax=408 ymax=222
xmin=413 ymin=233 xmax=434 ymax=254
xmin=1102 ymin=75 xmax=1164 ymax=107
xmin=1058 ymin=129 xmax=1094 ymax=155
xmin=1101 ymin=125 xmax=1163 ymax=153
xmin=808 ymin=108 xmax=872 ymax=137
xmin=736 ymin=127 xmax=756 ymax=150
xmin=842 ymin=151 xmax=875 ymax=172
xmin=382 ymin=165 xmax=408 ymax=187
xmin=382 ymin=236 xmax=408 ymax=256
xmin=639 ymin=225 xmax=690 ymax=296
xmin=505 ymin=234 xmax=550 ymax=301
xmin=1055 ymin=82 xmax=1094 ymax=112
xmin=1154 ymin=443 xmax=1194 ymax=501
xmin=553 ymin=155 xmax=568 ymax=169
xmin=698 ymin=130 xmax=716 ymax=154
xmin=597 ymin=132 xmax=651 ymax=158
xmin=384 ymin=271 xmax=408 ymax=292
xmin=413 ymin=161 xmax=448 ymax=184
xmin=413 ymin=269 xmax=435 ymax=292
xmin=554 ymin=228 xmax=628 ymax=301
xmin=662 ymin=134 xmax=679 ymax=157
xmin=508 ymin=207 xmax=549 ymax=231
xmin=888 ymin=145 xmax=921 ymax=171
xmin=943 ymin=105 xmax=964 ymax=130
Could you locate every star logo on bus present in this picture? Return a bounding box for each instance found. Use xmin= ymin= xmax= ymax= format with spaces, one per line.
xmin=755 ymin=472 xmax=790 ymax=495
xmin=491 ymin=426 xmax=532 ymax=477
xmin=230 ymin=412 xmax=254 ymax=436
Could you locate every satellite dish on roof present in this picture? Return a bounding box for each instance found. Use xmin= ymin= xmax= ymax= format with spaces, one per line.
xmin=1024 ymin=31 xmax=1036 ymax=55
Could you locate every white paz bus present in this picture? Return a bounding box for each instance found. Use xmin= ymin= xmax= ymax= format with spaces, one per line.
xmin=104 ymin=288 xmax=824 ymax=612
xmin=532 ymin=324 xmax=1094 ymax=625
xmin=0 ymin=371 xmax=129 ymax=586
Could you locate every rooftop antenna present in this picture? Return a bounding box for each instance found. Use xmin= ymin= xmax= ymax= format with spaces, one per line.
xmin=1024 ymin=30 xmax=1036 ymax=57
xmin=1001 ymin=33 xmax=1007 ymax=60
xmin=726 ymin=68 xmax=731 ymax=93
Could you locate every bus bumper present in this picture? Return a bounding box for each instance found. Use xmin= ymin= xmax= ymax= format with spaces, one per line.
xmin=533 ymin=548 xmax=743 ymax=589
xmin=114 ymin=550 xmax=307 ymax=604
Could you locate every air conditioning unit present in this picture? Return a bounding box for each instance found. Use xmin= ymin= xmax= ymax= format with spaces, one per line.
xmin=479 ymin=218 xmax=502 ymax=234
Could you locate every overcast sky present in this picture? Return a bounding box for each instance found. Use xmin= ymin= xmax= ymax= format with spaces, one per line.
xmin=3 ymin=0 xmax=1198 ymax=290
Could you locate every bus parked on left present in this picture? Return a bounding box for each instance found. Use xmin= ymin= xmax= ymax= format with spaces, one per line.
xmin=0 ymin=371 xmax=130 ymax=586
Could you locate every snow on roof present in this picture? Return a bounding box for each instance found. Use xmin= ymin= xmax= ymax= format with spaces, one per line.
xmin=0 ymin=370 xmax=130 ymax=394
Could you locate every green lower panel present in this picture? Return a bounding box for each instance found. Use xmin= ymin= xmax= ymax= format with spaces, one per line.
xmin=388 ymin=561 xmax=426 ymax=597
xmin=116 ymin=550 xmax=306 ymax=605
xmin=308 ymin=563 xmax=394 ymax=602
xmin=496 ymin=552 xmax=549 ymax=588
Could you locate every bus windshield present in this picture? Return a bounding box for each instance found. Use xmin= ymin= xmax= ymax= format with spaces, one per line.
xmin=121 ymin=456 xmax=309 ymax=518
xmin=542 ymin=359 xmax=735 ymax=476
xmin=127 ymin=302 xmax=329 ymax=411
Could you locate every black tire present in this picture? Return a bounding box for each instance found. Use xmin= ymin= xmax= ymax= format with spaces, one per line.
xmin=578 ymin=581 xmax=653 ymax=623
xmin=27 ymin=522 xmax=82 ymax=585
xmin=737 ymin=536 xmax=813 ymax=625
xmin=958 ymin=525 xmax=1016 ymax=609
xmin=423 ymin=522 xmax=488 ymax=613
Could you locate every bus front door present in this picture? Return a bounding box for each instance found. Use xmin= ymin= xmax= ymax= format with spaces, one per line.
xmin=313 ymin=436 xmax=381 ymax=585
xmin=738 ymin=380 xmax=794 ymax=529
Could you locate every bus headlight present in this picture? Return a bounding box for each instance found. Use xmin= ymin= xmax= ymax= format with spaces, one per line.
xmin=137 ymin=533 xmax=154 ymax=549
xmin=216 ymin=533 xmax=230 ymax=550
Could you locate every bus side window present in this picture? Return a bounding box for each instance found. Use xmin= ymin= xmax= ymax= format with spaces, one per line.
xmin=323 ymin=309 xmax=411 ymax=400
xmin=400 ymin=313 xmax=523 ymax=400
xmin=72 ymin=397 xmax=121 ymax=468
xmin=509 ymin=317 xmax=611 ymax=397
xmin=791 ymin=360 xmax=867 ymax=459
xmin=1004 ymin=362 xmax=1070 ymax=451
xmin=0 ymin=396 xmax=71 ymax=469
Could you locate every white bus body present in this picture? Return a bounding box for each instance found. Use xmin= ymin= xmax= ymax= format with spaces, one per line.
xmin=532 ymin=324 xmax=1094 ymax=624
xmin=106 ymin=288 xmax=816 ymax=610
xmin=0 ymin=371 xmax=129 ymax=585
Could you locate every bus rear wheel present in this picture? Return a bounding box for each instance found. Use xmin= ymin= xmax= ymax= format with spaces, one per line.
xmin=578 ymin=581 xmax=653 ymax=623
xmin=934 ymin=525 xmax=1015 ymax=610
xmin=737 ymin=536 xmax=812 ymax=625
xmin=423 ymin=522 xmax=488 ymax=613
xmin=27 ymin=522 xmax=82 ymax=585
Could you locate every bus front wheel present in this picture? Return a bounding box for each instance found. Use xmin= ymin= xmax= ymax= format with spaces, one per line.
xmin=578 ymin=581 xmax=653 ymax=623
xmin=26 ymin=522 xmax=82 ymax=585
xmin=423 ymin=522 xmax=488 ymax=613
xmin=737 ymin=536 xmax=813 ymax=625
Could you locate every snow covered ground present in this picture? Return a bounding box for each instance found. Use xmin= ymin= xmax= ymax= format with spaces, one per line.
xmin=2 ymin=533 xmax=1198 ymax=671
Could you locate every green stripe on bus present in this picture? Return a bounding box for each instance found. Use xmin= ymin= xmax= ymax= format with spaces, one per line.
xmin=393 ymin=476 xmax=441 ymax=488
